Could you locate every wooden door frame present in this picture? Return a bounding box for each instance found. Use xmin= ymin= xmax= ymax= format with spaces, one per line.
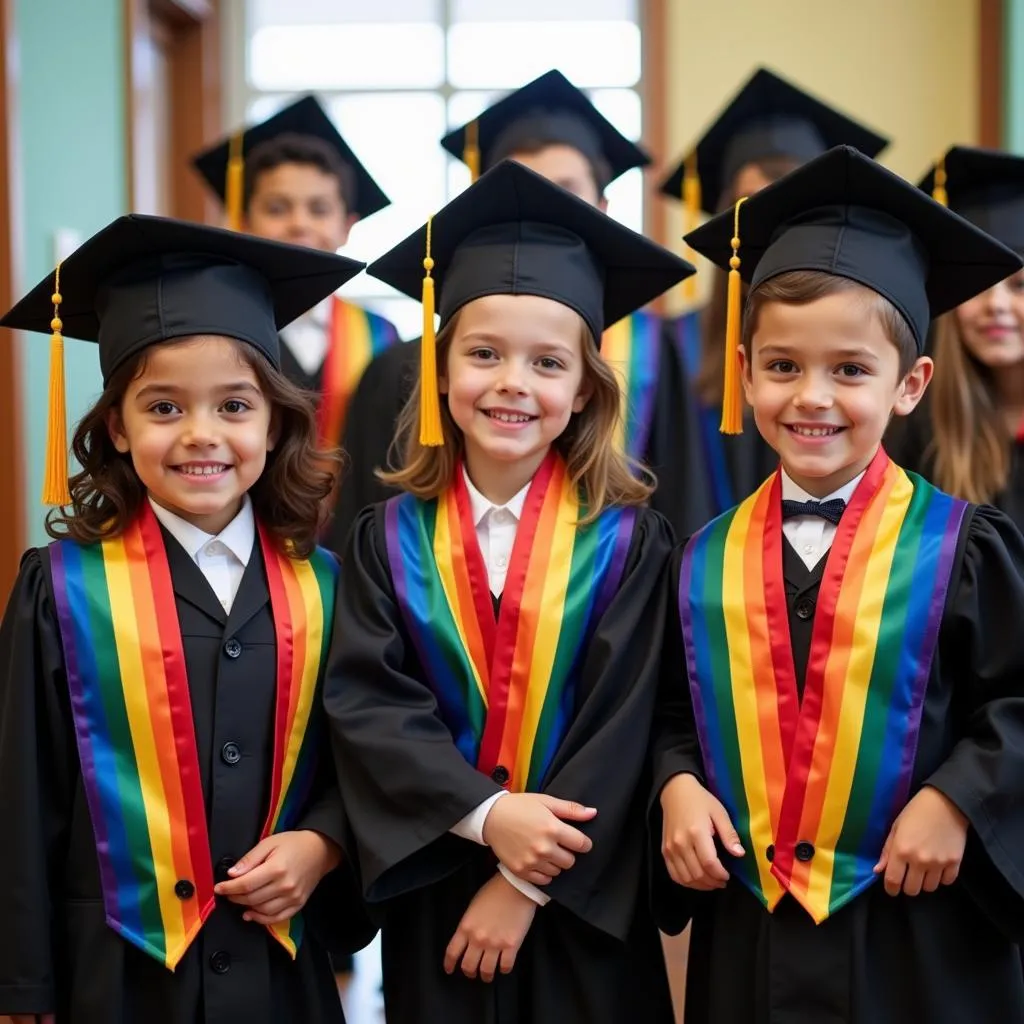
xmin=979 ymin=0 xmax=1003 ymax=146
xmin=124 ymin=0 xmax=223 ymax=221
xmin=0 ymin=0 xmax=24 ymax=604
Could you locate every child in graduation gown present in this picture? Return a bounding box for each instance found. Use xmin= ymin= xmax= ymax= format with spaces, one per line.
xmin=0 ymin=218 xmax=375 ymax=1024
xmin=323 ymin=160 xmax=694 ymax=1023
xmin=193 ymin=96 xmax=401 ymax=481
xmin=652 ymin=146 xmax=1024 ymax=1023
xmin=887 ymin=146 xmax=1024 ymax=529
xmin=659 ymin=67 xmax=890 ymax=518
xmin=332 ymin=69 xmax=707 ymax=546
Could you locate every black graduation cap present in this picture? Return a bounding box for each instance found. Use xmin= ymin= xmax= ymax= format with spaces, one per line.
xmin=192 ymin=94 xmax=390 ymax=224
xmin=367 ymin=159 xmax=694 ymax=445
xmin=0 ymin=213 xmax=365 ymax=504
xmin=439 ymin=69 xmax=650 ymax=186
xmin=659 ymin=67 xmax=889 ymax=217
xmin=684 ymin=146 xmax=1022 ymax=433
xmin=918 ymin=145 xmax=1024 ymax=255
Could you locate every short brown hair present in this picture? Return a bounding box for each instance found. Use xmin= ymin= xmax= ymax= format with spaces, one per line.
xmin=46 ymin=340 xmax=340 ymax=558
xmin=244 ymin=133 xmax=356 ymax=213
xmin=741 ymin=270 xmax=920 ymax=380
xmin=379 ymin=310 xmax=653 ymax=523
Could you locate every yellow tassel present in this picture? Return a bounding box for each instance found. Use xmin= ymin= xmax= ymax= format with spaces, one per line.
xmin=464 ymin=119 xmax=480 ymax=183
xmin=43 ymin=264 xmax=71 ymax=506
xmin=932 ymin=155 xmax=948 ymax=207
xmin=683 ymin=152 xmax=702 ymax=302
xmin=720 ymin=197 xmax=748 ymax=436
xmin=226 ymin=130 xmax=245 ymax=231
xmin=419 ymin=216 xmax=444 ymax=447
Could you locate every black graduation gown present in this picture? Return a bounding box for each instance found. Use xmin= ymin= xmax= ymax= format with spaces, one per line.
xmin=650 ymin=507 xmax=1024 ymax=1024
xmin=886 ymin=401 xmax=1024 ymax=531
xmin=329 ymin=314 xmax=716 ymax=553
xmin=0 ymin=532 xmax=375 ymax=1023
xmin=324 ymin=503 xmax=677 ymax=1023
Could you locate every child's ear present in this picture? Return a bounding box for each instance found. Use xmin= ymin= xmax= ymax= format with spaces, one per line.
xmin=572 ymin=378 xmax=594 ymax=414
xmin=106 ymin=408 xmax=130 ymax=453
xmin=892 ymin=355 xmax=933 ymax=417
xmin=738 ymin=344 xmax=755 ymax=406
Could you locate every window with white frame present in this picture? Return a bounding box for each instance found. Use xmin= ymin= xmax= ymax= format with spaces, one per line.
xmin=239 ymin=0 xmax=645 ymax=339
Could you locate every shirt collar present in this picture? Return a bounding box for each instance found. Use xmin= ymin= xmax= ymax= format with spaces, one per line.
xmin=462 ymin=466 xmax=530 ymax=526
xmin=149 ymin=495 xmax=255 ymax=565
xmin=780 ymin=468 xmax=865 ymax=506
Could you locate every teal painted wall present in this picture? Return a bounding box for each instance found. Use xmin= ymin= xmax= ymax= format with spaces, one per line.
xmin=16 ymin=0 xmax=126 ymax=545
xmin=1007 ymin=0 xmax=1024 ymax=152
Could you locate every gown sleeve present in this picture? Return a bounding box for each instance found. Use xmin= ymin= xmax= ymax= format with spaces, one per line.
xmin=323 ymin=505 xmax=505 ymax=903
xmin=329 ymin=342 xmax=418 ymax=553
xmin=530 ymin=508 xmax=676 ymax=940
xmin=0 ymin=549 xmax=76 ymax=1016
xmin=925 ymin=504 xmax=1024 ymax=940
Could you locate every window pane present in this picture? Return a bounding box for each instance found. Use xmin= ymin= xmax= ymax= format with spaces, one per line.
xmin=447 ymin=90 xmax=502 ymax=130
xmin=588 ymin=88 xmax=642 ymax=142
xmin=604 ymin=167 xmax=643 ymax=234
xmin=453 ymin=0 xmax=635 ymax=20
xmin=251 ymin=0 xmax=439 ymax=27
xmin=447 ymin=23 xmax=641 ymax=89
xmin=249 ymin=24 xmax=445 ymax=90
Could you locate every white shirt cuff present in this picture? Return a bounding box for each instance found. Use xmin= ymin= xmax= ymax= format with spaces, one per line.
xmin=498 ymin=863 xmax=551 ymax=906
xmin=449 ymin=791 xmax=507 ymax=845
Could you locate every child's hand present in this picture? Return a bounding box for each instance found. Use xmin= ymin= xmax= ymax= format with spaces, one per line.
xmin=481 ymin=793 xmax=597 ymax=886
xmin=444 ymin=872 xmax=538 ymax=982
xmin=214 ymin=829 xmax=342 ymax=925
xmin=874 ymin=785 xmax=969 ymax=897
xmin=660 ymin=772 xmax=744 ymax=890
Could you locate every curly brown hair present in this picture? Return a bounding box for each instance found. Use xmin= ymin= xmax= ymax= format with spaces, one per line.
xmin=379 ymin=310 xmax=653 ymax=524
xmin=45 ymin=339 xmax=340 ymax=558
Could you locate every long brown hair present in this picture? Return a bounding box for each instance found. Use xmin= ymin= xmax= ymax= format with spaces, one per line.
xmin=696 ymin=155 xmax=804 ymax=405
xmin=379 ymin=309 xmax=653 ymax=523
xmin=928 ymin=312 xmax=1009 ymax=503
xmin=46 ymin=339 xmax=340 ymax=558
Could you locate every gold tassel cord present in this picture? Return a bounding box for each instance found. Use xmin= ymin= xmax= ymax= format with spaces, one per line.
xmin=720 ymin=196 xmax=748 ymax=435
xmin=464 ymin=119 xmax=481 ymax=183
xmin=419 ymin=216 xmax=444 ymax=446
xmin=43 ymin=262 xmax=71 ymax=506
xmin=932 ymin=155 xmax=948 ymax=207
xmin=226 ymin=129 xmax=245 ymax=231
xmin=683 ymin=151 xmax=701 ymax=302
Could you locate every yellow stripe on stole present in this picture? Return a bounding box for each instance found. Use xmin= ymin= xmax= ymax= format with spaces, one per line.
xmin=433 ymin=492 xmax=489 ymax=704
xmin=269 ymin=560 xmax=324 ymax=830
xmin=511 ymin=478 xmax=577 ymax=792
xmin=601 ymin=319 xmax=630 ymax=453
xmin=800 ymin=471 xmax=911 ymax=915
xmin=721 ymin=490 xmax=785 ymax=904
xmin=105 ymin=538 xmax=189 ymax=957
xmin=342 ymin=301 xmax=372 ymax=396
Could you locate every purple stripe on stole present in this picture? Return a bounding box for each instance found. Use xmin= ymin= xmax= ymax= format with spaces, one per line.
xmin=49 ymin=543 xmax=120 ymax=910
xmin=677 ymin=535 xmax=718 ymax=794
xmin=893 ymin=499 xmax=967 ymax=803
xmin=591 ymin=509 xmax=636 ymax=622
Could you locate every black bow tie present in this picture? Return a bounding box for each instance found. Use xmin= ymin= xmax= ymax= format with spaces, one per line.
xmin=781 ymin=498 xmax=847 ymax=525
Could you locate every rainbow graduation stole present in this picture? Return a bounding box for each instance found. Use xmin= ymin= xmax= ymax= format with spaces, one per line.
xmin=384 ymin=452 xmax=635 ymax=791
xmin=602 ymin=311 xmax=661 ymax=461
xmin=48 ymin=503 xmax=337 ymax=969
xmin=316 ymin=296 xmax=399 ymax=447
xmin=678 ymin=450 xmax=966 ymax=923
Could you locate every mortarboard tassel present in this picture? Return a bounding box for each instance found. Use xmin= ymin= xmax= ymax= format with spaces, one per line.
xmin=682 ymin=151 xmax=701 ymax=302
xmin=43 ymin=263 xmax=70 ymax=506
xmin=464 ymin=119 xmax=481 ymax=183
xmin=721 ymin=196 xmax=748 ymax=435
xmin=225 ymin=129 xmax=245 ymax=231
xmin=932 ymin=156 xmax=948 ymax=207
xmin=419 ymin=216 xmax=444 ymax=446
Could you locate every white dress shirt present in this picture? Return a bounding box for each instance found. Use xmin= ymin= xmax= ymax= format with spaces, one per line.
xmin=448 ymin=469 xmax=549 ymax=904
xmin=279 ymin=297 xmax=332 ymax=375
xmin=149 ymin=497 xmax=255 ymax=613
xmin=780 ymin=470 xmax=865 ymax=570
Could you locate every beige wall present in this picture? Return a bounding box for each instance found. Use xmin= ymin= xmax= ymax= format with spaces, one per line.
xmin=657 ymin=0 xmax=979 ymax=310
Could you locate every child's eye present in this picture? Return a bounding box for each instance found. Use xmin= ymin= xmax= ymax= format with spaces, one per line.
xmin=469 ymin=347 xmax=497 ymax=361
xmin=837 ymin=364 xmax=867 ymax=378
xmin=149 ymin=401 xmax=180 ymax=416
xmin=221 ymin=399 xmax=252 ymax=414
xmin=766 ymin=359 xmax=797 ymax=374
xmin=536 ymin=356 xmax=565 ymax=371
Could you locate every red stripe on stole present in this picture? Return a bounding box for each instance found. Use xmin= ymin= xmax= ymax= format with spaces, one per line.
xmin=451 ymin=472 xmax=497 ymax=669
xmin=476 ymin=453 xmax=561 ymax=776
xmin=771 ymin=451 xmax=892 ymax=884
xmin=136 ymin=508 xmax=213 ymax=909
